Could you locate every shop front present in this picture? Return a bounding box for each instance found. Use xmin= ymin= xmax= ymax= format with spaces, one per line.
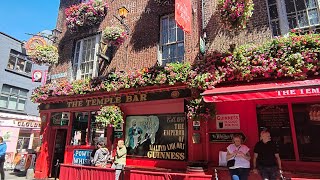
xmin=34 ymin=85 xmax=213 ymax=179
xmin=202 ymin=78 xmax=320 ymax=175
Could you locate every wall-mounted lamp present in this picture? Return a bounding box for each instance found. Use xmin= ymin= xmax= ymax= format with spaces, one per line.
xmin=114 ymin=6 xmax=130 ymax=35
xmin=118 ymin=6 xmax=129 ymax=19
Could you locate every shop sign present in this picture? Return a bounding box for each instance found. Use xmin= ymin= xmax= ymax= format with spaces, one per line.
xmin=50 ymin=72 xmax=67 ymax=80
xmin=125 ymin=114 xmax=187 ymax=161
xmin=209 ymin=132 xmax=246 ymax=143
xmin=216 ymin=114 xmax=240 ymax=130
xmin=14 ymin=120 xmax=41 ymax=128
xmin=39 ymin=89 xmax=191 ymax=110
xmin=73 ymin=149 xmax=93 ymax=166
xmin=277 ymin=88 xmax=320 ymax=97
xmin=193 ymin=121 xmax=200 ymax=131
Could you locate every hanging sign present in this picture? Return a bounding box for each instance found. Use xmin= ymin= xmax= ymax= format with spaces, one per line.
xmin=175 ymin=0 xmax=192 ymax=33
xmin=32 ymin=70 xmax=43 ymax=82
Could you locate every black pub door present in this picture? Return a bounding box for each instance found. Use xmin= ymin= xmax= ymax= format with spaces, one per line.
xmin=51 ymin=129 xmax=67 ymax=178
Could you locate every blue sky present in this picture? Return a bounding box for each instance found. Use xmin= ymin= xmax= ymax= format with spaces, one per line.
xmin=0 ymin=0 xmax=60 ymax=41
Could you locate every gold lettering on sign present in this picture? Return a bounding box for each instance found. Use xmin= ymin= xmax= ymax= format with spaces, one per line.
xmin=66 ymin=94 xmax=148 ymax=108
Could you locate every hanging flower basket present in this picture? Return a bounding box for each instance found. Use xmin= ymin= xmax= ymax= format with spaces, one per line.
xmin=29 ymin=45 xmax=59 ymax=65
xmin=218 ymin=0 xmax=254 ymax=30
xmin=187 ymin=97 xmax=216 ymax=120
xmin=95 ymin=105 xmax=124 ymax=127
xmin=102 ymin=26 xmax=127 ymax=47
xmin=65 ymin=0 xmax=108 ymax=32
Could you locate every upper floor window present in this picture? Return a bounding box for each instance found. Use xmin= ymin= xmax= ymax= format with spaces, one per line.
xmin=0 ymin=85 xmax=28 ymax=111
xmin=159 ymin=15 xmax=185 ymax=66
xmin=7 ymin=50 xmax=32 ymax=75
xmin=267 ymin=0 xmax=320 ymax=36
xmin=72 ymin=35 xmax=100 ymax=80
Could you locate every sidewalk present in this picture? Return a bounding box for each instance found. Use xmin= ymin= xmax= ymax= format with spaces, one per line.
xmin=5 ymin=170 xmax=27 ymax=180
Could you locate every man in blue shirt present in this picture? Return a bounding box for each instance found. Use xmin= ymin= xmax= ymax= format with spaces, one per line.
xmin=0 ymin=136 xmax=7 ymax=180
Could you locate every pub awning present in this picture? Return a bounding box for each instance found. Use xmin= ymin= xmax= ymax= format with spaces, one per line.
xmin=201 ymin=79 xmax=320 ymax=103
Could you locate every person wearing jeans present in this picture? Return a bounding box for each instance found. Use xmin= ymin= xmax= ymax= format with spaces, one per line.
xmin=112 ymin=140 xmax=127 ymax=180
xmin=0 ymin=136 xmax=7 ymax=180
xmin=226 ymin=135 xmax=251 ymax=180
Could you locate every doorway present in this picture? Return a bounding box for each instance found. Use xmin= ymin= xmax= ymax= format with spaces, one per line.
xmin=51 ymin=129 xmax=67 ymax=178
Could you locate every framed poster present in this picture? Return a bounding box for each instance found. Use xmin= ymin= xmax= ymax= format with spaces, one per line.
xmin=125 ymin=113 xmax=187 ymax=161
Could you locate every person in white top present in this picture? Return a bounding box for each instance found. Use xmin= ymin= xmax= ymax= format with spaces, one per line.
xmin=226 ymin=135 xmax=251 ymax=180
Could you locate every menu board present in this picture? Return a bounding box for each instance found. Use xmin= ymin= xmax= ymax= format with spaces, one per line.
xmin=125 ymin=114 xmax=187 ymax=161
xmin=256 ymin=105 xmax=295 ymax=160
xmin=256 ymin=105 xmax=291 ymax=129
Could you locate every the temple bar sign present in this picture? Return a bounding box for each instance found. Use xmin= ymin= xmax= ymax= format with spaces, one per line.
xmin=39 ymin=89 xmax=191 ymax=110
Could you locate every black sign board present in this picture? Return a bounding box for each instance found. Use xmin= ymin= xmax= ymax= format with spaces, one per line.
xmin=50 ymin=112 xmax=69 ymax=126
xmin=125 ymin=113 xmax=187 ymax=161
xmin=39 ymin=89 xmax=191 ymax=110
xmin=209 ymin=132 xmax=246 ymax=143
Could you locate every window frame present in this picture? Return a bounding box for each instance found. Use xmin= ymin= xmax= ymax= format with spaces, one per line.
xmin=72 ymin=35 xmax=100 ymax=80
xmin=266 ymin=0 xmax=320 ymax=36
xmin=6 ymin=52 xmax=33 ymax=75
xmin=158 ymin=14 xmax=185 ymax=66
xmin=0 ymin=84 xmax=28 ymax=111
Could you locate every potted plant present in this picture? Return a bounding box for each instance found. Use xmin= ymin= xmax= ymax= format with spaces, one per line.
xmin=95 ymin=105 xmax=124 ymax=127
xmin=65 ymin=0 xmax=108 ymax=32
xmin=29 ymin=45 xmax=59 ymax=65
xmin=218 ymin=0 xmax=254 ymax=30
xmin=102 ymin=26 xmax=127 ymax=47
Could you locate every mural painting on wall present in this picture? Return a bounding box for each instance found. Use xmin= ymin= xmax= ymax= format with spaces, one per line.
xmin=125 ymin=114 xmax=187 ymax=161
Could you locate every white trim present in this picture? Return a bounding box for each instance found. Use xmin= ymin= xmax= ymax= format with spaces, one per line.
xmin=73 ymin=35 xmax=100 ymax=80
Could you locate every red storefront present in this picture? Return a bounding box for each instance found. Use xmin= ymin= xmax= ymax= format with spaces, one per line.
xmin=202 ymin=78 xmax=320 ymax=177
xmin=34 ymin=79 xmax=320 ymax=180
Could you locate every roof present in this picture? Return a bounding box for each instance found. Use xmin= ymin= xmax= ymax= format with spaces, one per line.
xmin=0 ymin=32 xmax=23 ymax=43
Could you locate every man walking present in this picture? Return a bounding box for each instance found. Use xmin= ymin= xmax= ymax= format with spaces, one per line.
xmin=253 ymin=130 xmax=282 ymax=180
xmin=112 ymin=140 xmax=127 ymax=180
xmin=0 ymin=136 xmax=7 ymax=180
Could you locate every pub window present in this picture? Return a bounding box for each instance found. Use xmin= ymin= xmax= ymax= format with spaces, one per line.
xmin=267 ymin=0 xmax=320 ymax=36
xmin=6 ymin=50 xmax=32 ymax=74
xmin=0 ymin=84 xmax=28 ymax=111
xmin=256 ymin=105 xmax=295 ymax=160
xmin=292 ymin=103 xmax=320 ymax=161
xmin=159 ymin=15 xmax=185 ymax=66
xmin=72 ymin=35 xmax=100 ymax=80
xmin=89 ymin=111 xmax=107 ymax=146
xmin=71 ymin=112 xmax=89 ymax=145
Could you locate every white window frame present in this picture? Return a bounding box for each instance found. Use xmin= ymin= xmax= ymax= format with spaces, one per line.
xmin=72 ymin=35 xmax=100 ymax=80
xmin=266 ymin=0 xmax=320 ymax=36
xmin=158 ymin=14 xmax=185 ymax=66
xmin=6 ymin=52 xmax=33 ymax=75
xmin=0 ymin=84 xmax=28 ymax=111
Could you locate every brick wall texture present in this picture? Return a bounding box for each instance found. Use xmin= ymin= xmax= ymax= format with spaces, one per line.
xmin=51 ymin=0 xmax=274 ymax=81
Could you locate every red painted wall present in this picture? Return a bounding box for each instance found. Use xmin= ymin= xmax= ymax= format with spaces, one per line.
xmin=207 ymin=101 xmax=259 ymax=166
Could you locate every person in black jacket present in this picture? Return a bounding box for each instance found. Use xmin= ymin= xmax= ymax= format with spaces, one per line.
xmin=253 ymin=130 xmax=282 ymax=180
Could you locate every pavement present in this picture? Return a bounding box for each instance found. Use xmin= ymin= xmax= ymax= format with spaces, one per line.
xmin=5 ymin=170 xmax=27 ymax=180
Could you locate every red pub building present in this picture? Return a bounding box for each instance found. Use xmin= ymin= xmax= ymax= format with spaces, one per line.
xmin=33 ymin=0 xmax=320 ymax=179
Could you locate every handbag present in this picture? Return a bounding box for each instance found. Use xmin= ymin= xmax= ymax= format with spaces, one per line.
xmin=227 ymin=146 xmax=241 ymax=168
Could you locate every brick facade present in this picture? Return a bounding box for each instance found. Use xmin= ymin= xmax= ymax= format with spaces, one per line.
xmin=51 ymin=0 xmax=273 ymax=81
